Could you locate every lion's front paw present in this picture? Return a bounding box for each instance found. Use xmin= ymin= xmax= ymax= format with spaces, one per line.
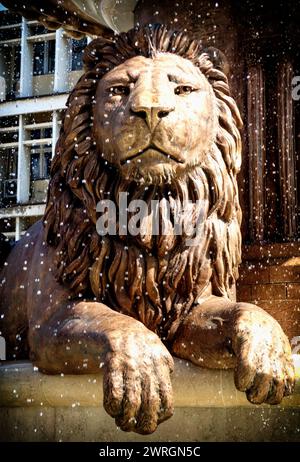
xmin=232 ymin=309 xmax=295 ymax=405
xmin=103 ymin=330 xmax=174 ymax=434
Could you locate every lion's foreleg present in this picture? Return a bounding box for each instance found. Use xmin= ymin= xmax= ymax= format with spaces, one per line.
xmin=171 ymin=296 xmax=295 ymax=404
xmin=28 ymin=300 xmax=174 ymax=434
xmin=171 ymin=296 xmax=237 ymax=369
xmin=29 ymin=301 xmax=118 ymax=374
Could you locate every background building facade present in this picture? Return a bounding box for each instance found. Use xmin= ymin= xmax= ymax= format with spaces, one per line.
xmin=0 ymin=6 xmax=87 ymax=240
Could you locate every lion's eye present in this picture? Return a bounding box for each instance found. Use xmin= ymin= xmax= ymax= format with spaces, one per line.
xmin=174 ymin=85 xmax=194 ymax=95
xmin=109 ymin=86 xmax=130 ymax=96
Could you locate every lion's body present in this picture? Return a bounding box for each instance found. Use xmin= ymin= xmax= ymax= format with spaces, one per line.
xmin=0 ymin=25 xmax=294 ymax=434
xmin=43 ymin=162 xmax=242 ymax=339
xmin=41 ymin=27 xmax=242 ymax=338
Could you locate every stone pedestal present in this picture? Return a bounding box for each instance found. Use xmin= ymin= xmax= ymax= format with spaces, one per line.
xmin=0 ymin=357 xmax=299 ymax=442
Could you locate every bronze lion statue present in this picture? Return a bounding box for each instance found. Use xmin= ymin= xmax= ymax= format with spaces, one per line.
xmin=0 ymin=25 xmax=295 ymax=434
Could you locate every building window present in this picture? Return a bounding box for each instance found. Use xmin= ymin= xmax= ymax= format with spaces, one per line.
xmin=0 ymin=11 xmax=21 ymax=101
xmin=0 ymin=44 xmax=21 ymax=100
xmin=29 ymin=24 xmax=48 ymax=36
xmin=30 ymin=127 xmax=52 ymax=140
xmin=0 ymin=11 xmax=21 ymax=39
xmin=29 ymin=127 xmax=52 ymax=180
xmin=33 ymin=40 xmax=55 ymax=75
xmin=71 ymin=38 xmax=87 ymax=71
xmin=30 ymin=151 xmax=51 ymax=180
xmin=0 ymin=148 xmax=18 ymax=206
xmin=0 ymin=148 xmax=17 ymax=180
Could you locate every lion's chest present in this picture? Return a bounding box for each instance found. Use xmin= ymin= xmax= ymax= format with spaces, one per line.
xmin=97 ymin=239 xmax=213 ymax=338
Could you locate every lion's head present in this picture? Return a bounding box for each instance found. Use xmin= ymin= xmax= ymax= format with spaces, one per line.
xmin=94 ymin=52 xmax=218 ymax=184
xmin=44 ymin=24 xmax=243 ymax=339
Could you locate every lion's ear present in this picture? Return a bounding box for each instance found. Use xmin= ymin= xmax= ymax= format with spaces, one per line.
xmin=203 ymin=47 xmax=230 ymax=76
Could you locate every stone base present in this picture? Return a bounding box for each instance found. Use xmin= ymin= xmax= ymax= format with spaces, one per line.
xmin=0 ymin=357 xmax=299 ymax=442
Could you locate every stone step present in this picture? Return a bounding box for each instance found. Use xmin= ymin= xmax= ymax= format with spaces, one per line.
xmin=0 ymin=356 xmax=299 ymax=442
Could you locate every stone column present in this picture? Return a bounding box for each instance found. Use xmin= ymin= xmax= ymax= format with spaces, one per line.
xmin=15 ymin=216 xmax=24 ymax=241
xmin=52 ymin=110 xmax=60 ymax=158
xmin=19 ymin=18 xmax=33 ymax=98
xmin=16 ymin=114 xmax=30 ymax=204
xmin=277 ymin=61 xmax=297 ymax=240
xmin=247 ymin=65 xmax=266 ymax=242
xmin=54 ymin=29 xmax=70 ymax=93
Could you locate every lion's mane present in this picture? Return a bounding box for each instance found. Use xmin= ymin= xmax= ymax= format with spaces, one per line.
xmin=43 ymin=24 xmax=243 ymax=341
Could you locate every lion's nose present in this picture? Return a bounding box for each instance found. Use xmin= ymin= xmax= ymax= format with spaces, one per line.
xmin=130 ymin=105 xmax=174 ymax=131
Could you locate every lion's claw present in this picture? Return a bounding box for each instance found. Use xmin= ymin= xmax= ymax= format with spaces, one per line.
xmin=103 ymin=330 xmax=174 ymax=434
xmin=233 ymin=309 xmax=295 ymax=405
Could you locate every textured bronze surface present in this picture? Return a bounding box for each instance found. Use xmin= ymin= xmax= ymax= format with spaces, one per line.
xmin=0 ymin=22 xmax=295 ymax=434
